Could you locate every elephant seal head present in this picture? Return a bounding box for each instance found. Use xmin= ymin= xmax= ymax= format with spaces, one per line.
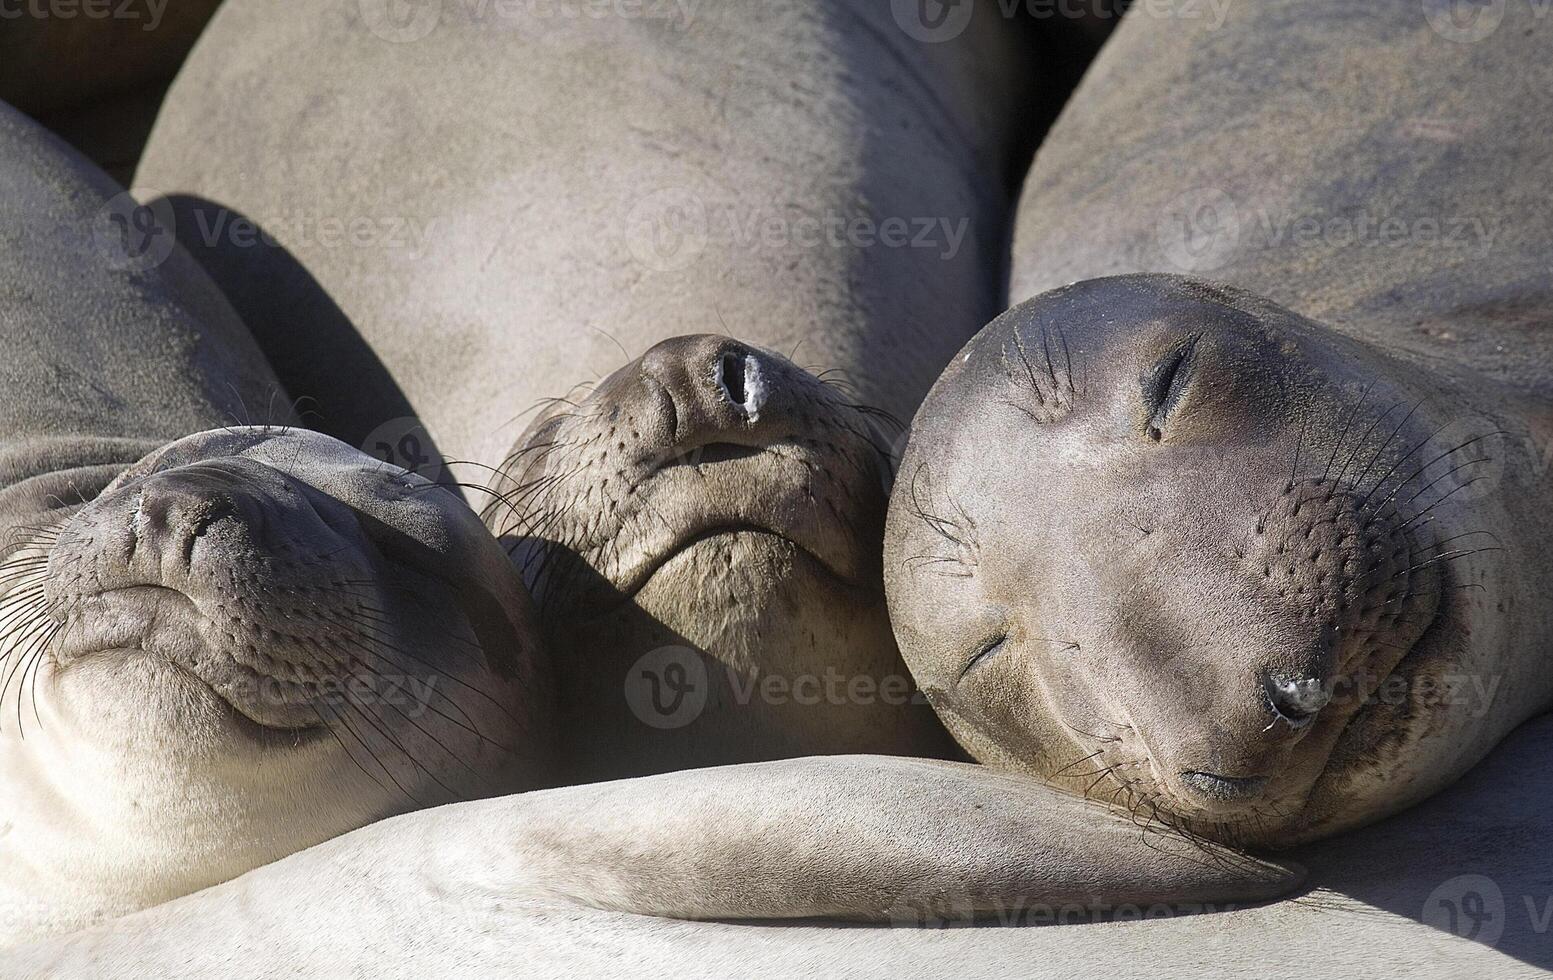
xmin=886 ymin=275 xmax=1509 ymax=847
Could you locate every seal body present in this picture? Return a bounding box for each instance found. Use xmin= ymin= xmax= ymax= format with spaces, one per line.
xmin=886 ymin=0 xmax=1553 ymax=847
xmin=137 ymin=0 xmax=1043 ymax=465
xmin=136 ymin=0 xmax=1050 ymax=774
xmin=0 ymin=101 xmax=549 ymax=944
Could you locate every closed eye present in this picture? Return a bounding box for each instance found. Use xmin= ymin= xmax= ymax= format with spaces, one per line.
xmin=959 ymin=634 xmax=1008 ymax=681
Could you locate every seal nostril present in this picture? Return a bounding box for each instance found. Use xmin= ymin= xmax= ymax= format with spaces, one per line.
xmin=1263 ymin=673 xmax=1330 ymax=727
xmin=719 ymin=352 xmax=746 ymax=405
xmin=715 ymin=350 xmax=768 ymax=419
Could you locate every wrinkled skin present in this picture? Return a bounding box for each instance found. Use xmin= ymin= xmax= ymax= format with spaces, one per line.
xmin=488 ymin=335 xmax=949 ymax=781
xmin=886 ymin=274 xmax=1553 ymax=848
xmin=0 ymin=427 xmax=550 ymax=943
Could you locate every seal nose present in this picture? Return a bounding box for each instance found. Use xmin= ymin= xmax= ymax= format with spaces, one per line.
xmin=1262 ymin=672 xmax=1331 ymax=728
xmin=133 ymin=469 xmax=241 ymax=565
xmin=637 ymin=334 xmax=786 ymax=441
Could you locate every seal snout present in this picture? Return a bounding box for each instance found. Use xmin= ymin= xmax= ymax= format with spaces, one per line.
xmin=494 ymin=333 xmax=891 ymax=601
xmin=128 ymin=465 xmax=246 ymax=572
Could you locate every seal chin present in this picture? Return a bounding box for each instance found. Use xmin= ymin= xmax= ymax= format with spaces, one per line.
xmin=47 ymin=586 xmax=329 ymax=735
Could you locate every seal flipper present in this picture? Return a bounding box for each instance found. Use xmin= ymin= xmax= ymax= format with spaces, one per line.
xmin=13 ymin=757 xmax=1303 ymax=976
xmin=503 ymin=755 xmax=1304 ymax=921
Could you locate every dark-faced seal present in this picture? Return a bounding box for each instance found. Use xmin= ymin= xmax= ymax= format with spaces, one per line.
xmin=0 ymin=101 xmax=549 ymax=944
xmin=886 ymin=0 xmax=1553 ymax=847
xmin=133 ymin=0 xmax=1054 ymax=774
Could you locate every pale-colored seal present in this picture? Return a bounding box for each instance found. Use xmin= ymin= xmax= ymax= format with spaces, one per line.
xmin=0 ymin=101 xmax=549 ymax=944
xmin=133 ymin=0 xmax=1050 ymax=772
xmin=885 ymin=0 xmax=1553 ymax=848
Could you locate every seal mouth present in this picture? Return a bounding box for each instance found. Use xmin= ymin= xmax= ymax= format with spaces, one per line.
xmin=49 ymin=583 xmax=332 ymax=734
xmin=624 ymin=521 xmax=852 ymax=602
xmin=607 ymin=440 xmax=877 ymax=601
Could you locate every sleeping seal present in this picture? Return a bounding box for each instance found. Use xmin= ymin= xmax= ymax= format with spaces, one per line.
xmin=15 ymin=3 xmax=1549 ymax=975
xmin=885 ymin=0 xmax=1553 ymax=846
xmin=0 ymin=101 xmax=549 ymax=944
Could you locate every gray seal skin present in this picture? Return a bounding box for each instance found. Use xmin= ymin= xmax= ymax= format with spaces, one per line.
xmin=886 ymin=0 xmax=1553 ymax=849
xmin=133 ymin=0 xmax=1048 ymax=773
xmin=0 ymin=101 xmax=549 ymax=944
xmin=136 ymin=0 xmax=1044 ymax=462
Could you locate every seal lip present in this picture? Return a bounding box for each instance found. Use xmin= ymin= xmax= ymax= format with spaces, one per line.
xmin=620 ymin=521 xmax=862 ymax=605
xmin=51 ymin=584 xmax=332 ymax=738
xmin=622 ymin=458 xmax=874 ymax=594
